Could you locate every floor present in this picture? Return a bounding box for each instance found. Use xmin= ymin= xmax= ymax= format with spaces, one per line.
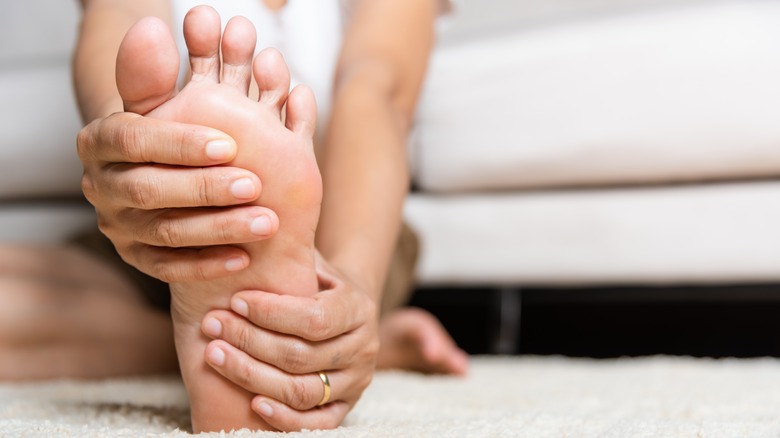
xmin=409 ymin=284 xmax=780 ymax=358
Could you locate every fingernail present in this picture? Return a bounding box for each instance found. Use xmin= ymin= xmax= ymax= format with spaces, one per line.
xmin=205 ymin=140 xmax=234 ymax=160
xmin=231 ymin=297 xmax=249 ymax=317
xmin=231 ymin=178 xmax=257 ymax=200
xmin=225 ymin=257 xmax=247 ymax=272
xmin=203 ymin=317 xmax=222 ymax=337
xmin=250 ymin=215 xmax=271 ymax=235
xmin=207 ymin=347 xmax=225 ymax=366
xmin=256 ymin=401 xmax=273 ymax=417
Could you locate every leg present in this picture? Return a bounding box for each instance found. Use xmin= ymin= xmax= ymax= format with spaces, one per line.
xmin=0 ymin=245 xmax=177 ymax=380
xmin=116 ymin=7 xmax=320 ymax=432
xmin=374 ymin=224 xmax=469 ymax=375
xmin=376 ymin=308 xmax=469 ymax=376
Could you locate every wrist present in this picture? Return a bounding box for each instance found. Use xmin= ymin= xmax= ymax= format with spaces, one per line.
xmin=327 ymin=255 xmax=385 ymax=305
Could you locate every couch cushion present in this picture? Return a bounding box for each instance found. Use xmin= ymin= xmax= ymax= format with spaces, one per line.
xmin=0 ymin=0 xmax=83 ymax=199
xmin=404 ymin=181 xmax=780 ymax=286
xmin=0 ymin=1 xmax=78 ymax=63
xmin=412 ymin=1 xmax=780 ymax=192
xmin=0 ymin=65 xmax=85 ymax=199
xmin=440 ymin=0 xmax=708 ymax=46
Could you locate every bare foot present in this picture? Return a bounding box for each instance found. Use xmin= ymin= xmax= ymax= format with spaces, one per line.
xmin=376 ymin=307 xmax=469 ymax=376
xmin=116 ymin=6 xmax=320 ymax=432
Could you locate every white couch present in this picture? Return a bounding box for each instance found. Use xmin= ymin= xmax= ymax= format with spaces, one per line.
xmin=406 ymin=0 xmax=780 ymax=287
xmin=3 ymin=0 xmax=780 ymax=290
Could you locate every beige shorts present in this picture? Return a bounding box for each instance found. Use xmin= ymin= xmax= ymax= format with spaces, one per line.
xmin=70 ymin=223 xmax=419 ymax=315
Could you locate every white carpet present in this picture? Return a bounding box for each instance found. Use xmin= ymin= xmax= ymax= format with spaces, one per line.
xmin=2 ymin=356 xmax=780 ymax=437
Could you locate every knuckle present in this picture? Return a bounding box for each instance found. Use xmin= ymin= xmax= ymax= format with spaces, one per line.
xmin=76 ymin=125 xmax=95 ymax=161
xmin=148 ymin=259 xmax=174 ymax=282
xmin=154 ymin=266 xmax=181 ymax=283
xmin=147 ymin=254 xmax=186 ymax=283
xmin=80 ymin=174 xmax=96 ymax=202
xmin=235 ymin=323 xmax=254 ymax=353
xmin=192 ymin=256 xmax=212 ymax=282
xmin=282 ymin=377 xmax=311 ymax=410
xmin=280 ymin=341 xmax=308 ymax=373
xmin=363 ymin=337 xmax=380 ymax=360
xmin=115 ymin=121 xmax=144 ymax=161
xmin=127 ymin=173 xmax=160 ymax=210
xmin=213 ymin=210 xmax=238 ymax=242
xmin=95 ymin=215 xmax=114 ymax=239
xmin=157 ymin=255 xmax=211 ymax=283
xmin=173 ymin=128 xmax=190 ymax=163
xmin=304 ymin=304 xmax=330 ymax=341
xmin=151 ymin=220 xmax=182 ymax=248
xmin=195 ymin=169 xmax=214 ymax=206
xmin=235 ymin=358 xmax=255 ymax=390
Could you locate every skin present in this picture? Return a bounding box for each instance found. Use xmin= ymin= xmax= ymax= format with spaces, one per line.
xmin=0 ymin=245 xmax=178 ymax=379
xmin=114 ymin=7 xmax=325 ymax=431
xmin=70 ymin=0 xmax=468 ymax=431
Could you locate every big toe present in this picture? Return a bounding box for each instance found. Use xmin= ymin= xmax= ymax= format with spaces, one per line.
xmin=116 ymin=17 xmax=179 ymax=115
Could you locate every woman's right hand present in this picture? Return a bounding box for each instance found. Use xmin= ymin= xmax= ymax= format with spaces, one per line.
xmin=77 ymin=111 xmax=280 ymax=282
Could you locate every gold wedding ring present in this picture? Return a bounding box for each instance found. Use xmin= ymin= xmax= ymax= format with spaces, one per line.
xmin=317 ymin=371 xmax=331 ymax=406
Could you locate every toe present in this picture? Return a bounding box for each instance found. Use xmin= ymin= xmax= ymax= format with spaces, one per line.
xmin=253 ymin=48 xmax=291 ymax=116
xmin=116 ymin=17 xmax=179 ymax=115
xmin=183 ymin=5 xmax=222 ymax=83
xmin=285 ymin=85 xmax=317 ymax=138
xmin=221 ymin=16 xmax=257 ymax=94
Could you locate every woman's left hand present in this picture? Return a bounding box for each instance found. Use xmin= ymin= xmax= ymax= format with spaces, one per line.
xmin=199 ymin=253 xmax=380 ymax=431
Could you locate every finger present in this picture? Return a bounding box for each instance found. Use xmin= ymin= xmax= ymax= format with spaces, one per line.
xmin=126 ymin=206 xmax=279 ymax=248
xmin=123 ymin=243 xmax=250 ymax=282
xmin=204 ymin=340 xmax=342 ymax=411
xmin=253 ymin=48 xmax=291 ymax=116
xmin=251 ymin=397 xmax=350 ymax=432
xmin=285 ymin=84 xmax=317 ymax=138
xmin=99 ymin=164 xmax=261 ymax=209
xmin=77 ymin=113 xmax=237 ymax=166
xmin=184 ymin=5 xmax=222 ymax=82
xmin=230 ymin=283 xmax=376 ymax=342
xmin=220 ymin=16 xmax=257 ymax=94
xmin=201 ymin=309 xmax=354 ymax=374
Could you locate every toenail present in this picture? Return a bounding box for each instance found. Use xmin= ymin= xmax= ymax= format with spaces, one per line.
xmin=203 ymin=318 xmax=222 ymax=338
xmin=231 ymin=178 xmax=257 ymax=199
xmin=250 ymin=215 xmax=272 ymax=235
xmin=231 ymin=298 xmax=249 ymax=317
xmin=205 ymin=140 xmax=235 ymax=161
xmin=225 ymin=257 xmax=247 ymax=272
xmin=208 ymin=347 xmax=226 ymax=366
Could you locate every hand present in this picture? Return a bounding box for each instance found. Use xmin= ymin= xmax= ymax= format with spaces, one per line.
xmin=200 ymin=253 xmax=380 ymax=431
xmin=77 ymin=112 xmax=280 ymax=282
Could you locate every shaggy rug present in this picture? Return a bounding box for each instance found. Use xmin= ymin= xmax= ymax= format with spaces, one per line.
xmin=1 ymin=356 xmax=779 ymax=437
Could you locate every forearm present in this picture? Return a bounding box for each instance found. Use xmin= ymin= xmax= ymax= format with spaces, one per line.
xmin=315 ymin=0 xmax=437 ymax=302
xmin=316 ymin=75 xmax=411 ymax=302
xmin=73 ymin=0 xmax=170 ymax=122
xmin=317 ymin=0 xmax=439 ymax=302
